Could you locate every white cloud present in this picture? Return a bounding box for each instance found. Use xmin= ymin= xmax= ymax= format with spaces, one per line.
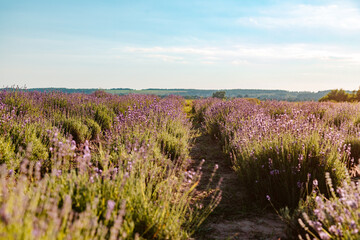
xmin=237 ymin=3 xmax=360 ymax=31
xmin=146 ymin=54 xmax=184 ymax=63
xmin=120 ymin=43 xmax=360 ymax=65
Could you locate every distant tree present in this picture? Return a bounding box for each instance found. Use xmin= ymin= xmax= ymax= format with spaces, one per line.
xmin=212 ymin=91 xmax=226 ymax=99
xmin=354 ymin=88 xmax=360 ymax=101
xmin=93 ymin=90 xmax=110 ymax=98
xmin=319 ymin=89 xmax=351 ymax=102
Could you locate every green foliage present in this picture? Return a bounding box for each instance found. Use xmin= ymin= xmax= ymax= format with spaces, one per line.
xmin=48 ymin=95 xmax=68 ymax=109
xmin=319 ymin=89 xmax=352 ymax=102
xmin=233 ymin=133 xmax=347 ymax=210
xmin=212 ymin=91 xmax=226 ymax=99
xmin=61 ymin=117 xmax=89 ymax=143
xmin=354 ymin=116 xmax=360 ymax=127
xmin=9 ymin=124 xmax=49 ymax=163
xmin=355 ymin=88 xmax=360 ymax=101
xmin=332 ymin=114 xmax=347 ymax=128
xmin=27 ymin=138 xmax=49 ymax=162
xmin=0 ymin=136 xmax=15 ymax=165
xmin=344 ymin=137 xmax=360 ymax=166
xmin=183 ymin=99 xmax=193 ymax=116
xmin=159 ymin=131 xmax=184 ymax=160
xmin=85 ymin=118 xmax=101 ymax=140
xmin=94 ymin=106 xmax=114 ymax=131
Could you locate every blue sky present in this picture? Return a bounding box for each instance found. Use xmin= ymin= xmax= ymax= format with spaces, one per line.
xmin=0 ymin=0 xmax=359 ymax=91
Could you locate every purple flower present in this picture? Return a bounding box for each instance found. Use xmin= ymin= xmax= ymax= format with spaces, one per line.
xmin=266 ymin=195 xmax=271 ymax=201
xmin=106 ymin=200 xmax=116 ymax=220
xmin=313 ymin=179 xmax=318 ymax=187
xmin=318 ymin=231 xmax=330 ymax=240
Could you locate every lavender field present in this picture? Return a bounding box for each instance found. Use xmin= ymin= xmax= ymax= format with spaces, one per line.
xmin=1 ymin=89 xmax=360 ymax=239
xmin=193 ymin=98 xmax=360 ymax=239
xmin=0 ymin=90 xmax=220 ymax=239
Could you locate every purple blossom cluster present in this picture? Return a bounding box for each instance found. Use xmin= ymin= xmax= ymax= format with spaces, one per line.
xmin=300 ymin=173 xmax=360 ymax=239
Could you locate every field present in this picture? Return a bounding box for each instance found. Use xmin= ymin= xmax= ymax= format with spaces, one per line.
xmin=0 ymin=90 xmax=360 ymax=239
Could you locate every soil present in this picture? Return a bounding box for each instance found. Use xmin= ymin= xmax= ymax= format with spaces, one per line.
xmin=189 ymin=129 xmax=287 ymax=240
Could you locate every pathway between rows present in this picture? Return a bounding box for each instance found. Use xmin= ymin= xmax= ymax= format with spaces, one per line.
xmin=189 ymin=128 xmax=287 ymax=240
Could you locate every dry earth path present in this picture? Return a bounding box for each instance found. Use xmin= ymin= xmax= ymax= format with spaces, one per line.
xmin=190 ymin=129 xmax=287 ymax=240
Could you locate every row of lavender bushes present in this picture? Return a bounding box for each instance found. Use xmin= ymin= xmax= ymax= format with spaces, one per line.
xmin=0 ymin=90 xmax=221 ymax=239
xmin=192 ymin=98 xmax=360 ymax=239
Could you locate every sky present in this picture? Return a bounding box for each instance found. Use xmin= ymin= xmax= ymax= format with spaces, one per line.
xmin=0 ymin=0 xmax=359 ymax=91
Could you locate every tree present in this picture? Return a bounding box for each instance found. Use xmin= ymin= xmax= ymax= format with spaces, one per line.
xmin=354 ymin=88 xmax=360 ymax=101
xmin=212 ymin=91 xmax=226 ymax=99
xmin=319 ymin=89 xmax=351 ymax=102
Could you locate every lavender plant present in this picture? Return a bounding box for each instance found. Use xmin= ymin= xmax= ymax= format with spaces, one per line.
xmin=299 ymin=173 xmax=360 ymax=239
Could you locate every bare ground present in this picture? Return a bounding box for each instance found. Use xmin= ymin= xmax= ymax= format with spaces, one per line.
xmin=190 ymin=130 xmax=287 ymax=240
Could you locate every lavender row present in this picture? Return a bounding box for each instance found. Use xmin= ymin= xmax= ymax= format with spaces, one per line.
xmin=0 ymin=90 xmax=220 ymax=239
xmin=193 ymin=98 xmax=360 ymax=238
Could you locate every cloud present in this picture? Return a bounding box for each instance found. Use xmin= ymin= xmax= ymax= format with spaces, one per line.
xmin=120 ymin=43 xmax=360 ymax=65
xmin=146 ymin=54 xmax=184 ymax=63
xmin=237 ymin=3 xmax=360 ymax=31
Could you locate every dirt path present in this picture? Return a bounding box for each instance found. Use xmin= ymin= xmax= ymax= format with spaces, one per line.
xmin=190 ymin=129 xmax=287 ymax=240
